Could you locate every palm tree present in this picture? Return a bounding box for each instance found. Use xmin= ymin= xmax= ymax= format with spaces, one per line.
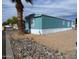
xmin=11 ymin=0 xmax=32 ymax=34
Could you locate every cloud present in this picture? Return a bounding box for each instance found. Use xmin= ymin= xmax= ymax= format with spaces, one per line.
xmin=25 ymin=0 xmax=76 ymax=20
xmin=2 ymin=0 xmax=77 ymax=22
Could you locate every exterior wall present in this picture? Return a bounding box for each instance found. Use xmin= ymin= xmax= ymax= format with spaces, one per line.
xmin=42 ymin=15 xmax=72 ymax=29
xmin=25 ymin=18 xmax=30 ymax=33
xmin=25 ymin=14 xmax=73 ymax=34
xmin=31 ymin=17 xmax=42 ymax=29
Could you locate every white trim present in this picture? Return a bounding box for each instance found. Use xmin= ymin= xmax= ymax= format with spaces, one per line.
xmin=31 ymin=29 xmax=43 ymax=34
xmin=42 ymin=28 xmax=72 ymax=34
xmin=31 ymin=28 xmax=72 ymax=35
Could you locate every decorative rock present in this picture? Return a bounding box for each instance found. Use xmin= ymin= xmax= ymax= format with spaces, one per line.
xmin=10 ymin=39 xmax=64 ymax=59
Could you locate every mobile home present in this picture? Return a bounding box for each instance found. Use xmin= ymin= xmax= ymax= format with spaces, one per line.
xmin=25 ymin=14 xmax=73 ymax=34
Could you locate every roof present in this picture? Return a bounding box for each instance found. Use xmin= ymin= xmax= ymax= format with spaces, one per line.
xmin=4 ymin=25 xmax=12 ymax=27
xmin=25 ymin=14 xmax=73 ymax=21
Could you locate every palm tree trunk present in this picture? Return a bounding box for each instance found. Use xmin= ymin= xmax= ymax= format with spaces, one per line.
xmin=17 ymin=11 xmax=25 ymax=33
xmin=16 ymin=2 xmax=25 ymax=34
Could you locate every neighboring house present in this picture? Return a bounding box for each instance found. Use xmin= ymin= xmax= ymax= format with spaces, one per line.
xmin=4 ymin=25 xmax=12 ymax=31
xmin=25 ymin=14 xmax=74 ymax=35
xmin=13 ymin=24 xmax=18 ymax=30
xmin=2 ymin=24 xmax=18 ymax=31
xmin=2 ymin=26 xmax=5 ymax=31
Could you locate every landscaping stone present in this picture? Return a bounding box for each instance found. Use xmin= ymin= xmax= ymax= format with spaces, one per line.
xmin=10 ymin=38 xmax=66 ymax=59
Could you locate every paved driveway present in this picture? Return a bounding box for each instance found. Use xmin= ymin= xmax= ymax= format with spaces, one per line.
xmin=2 ymin=31 xmax=14 ymax=59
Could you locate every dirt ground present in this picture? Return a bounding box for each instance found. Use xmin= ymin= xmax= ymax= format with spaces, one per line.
xmin=10 ymin=29 xmax=77 ymax=54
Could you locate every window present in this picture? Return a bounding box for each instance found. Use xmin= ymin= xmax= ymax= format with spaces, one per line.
xmin=67 ymin=22 xmax=70 ymax=27
xmin=63 ymin=21 xmax=65 ymax=25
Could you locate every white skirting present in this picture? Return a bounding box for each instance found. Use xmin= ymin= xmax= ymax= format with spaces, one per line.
xmin=31 ymin=28 xmax=72 ymax=35
xmin=31 ymin=29 xmax=42 ymax=34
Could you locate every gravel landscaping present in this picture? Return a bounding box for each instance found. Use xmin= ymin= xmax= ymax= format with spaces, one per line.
xmin=10 ymin=38 xmax=66 ymax=59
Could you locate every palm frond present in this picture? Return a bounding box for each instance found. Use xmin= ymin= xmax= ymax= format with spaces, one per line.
xmin=25 ymin=0 xmax=32 ymax=4
xmin=11 ymin=0 xmax=16 ymax=2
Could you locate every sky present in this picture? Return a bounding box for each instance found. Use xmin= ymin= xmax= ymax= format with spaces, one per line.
xmin=2 ymin=0 xmax=77 ymax=22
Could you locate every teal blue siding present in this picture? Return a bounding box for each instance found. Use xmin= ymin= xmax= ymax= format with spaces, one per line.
xmin=31 ymin=17 xmax=42 ymax=29
xmin=42 ymin=16 xmax=63 ymax=29
xmin=42 ymin=15 xmax=72 ymax=29
xmin=25 ymin=14 xmax=72 ymax=31
xmin=70 ymin=21 xmax=72 ymax=27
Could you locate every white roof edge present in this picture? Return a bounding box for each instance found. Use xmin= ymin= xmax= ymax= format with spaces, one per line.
xmin=4 ymin=25 xmax=12 ymax=27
